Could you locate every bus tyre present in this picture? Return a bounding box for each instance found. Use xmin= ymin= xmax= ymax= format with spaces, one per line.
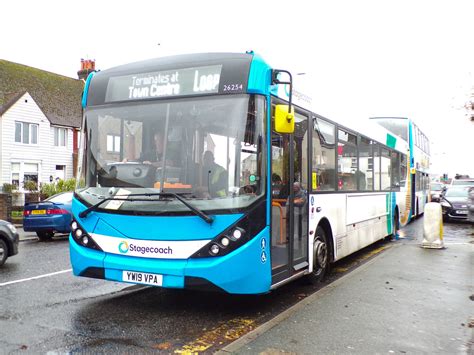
xmin=307 ymin=226 xmax=329 ymax=284
xmin=37 ymin=231 xmax=53 ymax=242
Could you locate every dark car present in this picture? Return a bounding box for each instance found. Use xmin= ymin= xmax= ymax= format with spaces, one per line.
xmin=23 ymin=192 xmax=73 ymax=241
xmin=0 ymin=219 xmax=19 ymax=266
xmin=440 ymin=187 xmax=470 ymax=222
xmin=468 ymin=187 xmax=474 ymax=223
xmin=429 ymin=182 xmax=445 ymax=202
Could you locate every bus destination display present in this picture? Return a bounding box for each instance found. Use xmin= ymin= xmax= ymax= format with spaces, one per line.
xmin=105 ymin=65 xmax=222 ymax=102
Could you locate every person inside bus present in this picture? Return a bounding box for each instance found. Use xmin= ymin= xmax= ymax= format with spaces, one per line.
xmin=139 ymin=131 xmax=179 ymax=167
xmin=272 ymin=173 xmax=283 ymax=198
xmin=286 ymin=182 xmax=307 ymax=241
xmin=201 ymin=150 xmax=228 ymax=198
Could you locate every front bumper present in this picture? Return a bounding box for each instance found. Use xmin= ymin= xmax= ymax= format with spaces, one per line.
xmin=70 ymin=227 xmax=271 ymax=294
xmin=442 ymin=207 xmax=468 ymax=220
xmin=10 ymin=232 xmax=19 ymax=256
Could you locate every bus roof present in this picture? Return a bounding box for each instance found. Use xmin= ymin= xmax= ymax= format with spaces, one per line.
xmin=84 ymin=53 xmax=258 ymax=106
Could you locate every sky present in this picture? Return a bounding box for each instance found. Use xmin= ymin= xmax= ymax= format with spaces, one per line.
xmin=2 ymin=0 xmax=473 ymax=177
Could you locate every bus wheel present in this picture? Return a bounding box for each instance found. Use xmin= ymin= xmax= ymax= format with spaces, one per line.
xmin=307 ymin=226 xmax=328 ymax=284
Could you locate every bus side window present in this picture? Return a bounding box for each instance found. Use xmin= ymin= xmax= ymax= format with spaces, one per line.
xmin=312 ymin=118 xmax=336 ymax=191
xmin=381 ymin=148 xmax=391 ymax=190
xmin=338 ymin=129 xmax=357 ymax=191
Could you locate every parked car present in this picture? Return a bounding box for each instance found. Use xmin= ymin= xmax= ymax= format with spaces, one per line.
xmin=429 ymin=182 xmax=446 ymax=202
xmin=440 ymin=187 xmax=470 ymax=222
xmin=0 ymin=219 xmax=19 ymax=266
xmin=468 ymin=187 xmax=474 ymax=223
xmin=23 ymin=192 xmax=73 ymax=241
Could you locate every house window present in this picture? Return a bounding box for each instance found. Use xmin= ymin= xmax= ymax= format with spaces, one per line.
xmin=55 ymin=165 xmax=66 ymax=181
xmin=11 ymin=163 xmax=20 ymax=188
xmin=54 ymin=127 xmax=67 ymax=146
xmin=107 ymin=134 xmax=121 ymax=153
xmin=15 ymin=121 xmax=38 ymax=144
xmin=24 ymin=163 xmax=39 ymax=186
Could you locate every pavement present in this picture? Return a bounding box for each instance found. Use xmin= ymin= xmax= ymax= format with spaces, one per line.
xmin=218 ymin=219 xmax=474 ymax=354
xmin=16 ymin=220 xmax=473 ymax=353
xmin=16 ymin=225 xmax=38 ymax=241
xmin=16 ymin=225 xmax=68 ymax=241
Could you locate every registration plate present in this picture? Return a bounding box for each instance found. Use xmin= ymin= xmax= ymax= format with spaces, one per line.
xmin=32 ymin=210 xmax=46 ymax=215
xmin=122 ymin=271 xmax=163 ymax=286
xmin=456 ymin=210 xmax=468 ymax=215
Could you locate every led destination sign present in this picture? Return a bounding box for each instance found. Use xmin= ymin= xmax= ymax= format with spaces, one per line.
xmin=105 ymin=65 xmax=223 ymax=102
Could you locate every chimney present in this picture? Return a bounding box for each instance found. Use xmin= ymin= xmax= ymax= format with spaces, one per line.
xmin=77 ymin=58 xmax=96 ymax=81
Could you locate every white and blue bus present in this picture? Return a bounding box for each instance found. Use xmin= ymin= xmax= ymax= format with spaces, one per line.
xmin=70 ymin=52 xmax=425 ymax=294
xmin=370 ymin=117 xmax=430 ymax=225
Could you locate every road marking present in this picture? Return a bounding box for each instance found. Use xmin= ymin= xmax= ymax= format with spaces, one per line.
xmin=174 ymin=318 xmax=255 ymax=354
xmin=0 ymin=269 xmax=72 ymax=287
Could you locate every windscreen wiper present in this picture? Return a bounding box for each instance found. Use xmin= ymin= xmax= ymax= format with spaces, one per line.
xmin=78 ymin=193 xmax=214 ymax=224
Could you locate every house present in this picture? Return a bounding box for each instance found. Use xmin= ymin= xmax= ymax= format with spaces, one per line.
xmin=0 ymin=59 xmax=86 ymax=191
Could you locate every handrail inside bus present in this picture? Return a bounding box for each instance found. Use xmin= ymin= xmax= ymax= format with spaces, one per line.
xmin=272 ymin=200 xmax=285 ymax=244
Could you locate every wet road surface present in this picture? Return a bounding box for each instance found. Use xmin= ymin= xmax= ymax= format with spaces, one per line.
xmin=0 ymin=218 xmax=471 ymax=353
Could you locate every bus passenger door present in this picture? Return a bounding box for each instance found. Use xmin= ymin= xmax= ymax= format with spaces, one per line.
xmin=271 ymin=109 xmax=309 ymax=285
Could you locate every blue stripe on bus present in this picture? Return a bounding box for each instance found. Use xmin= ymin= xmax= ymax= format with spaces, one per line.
xmin=72 ymin=199 xmax=243 ymax=241
xmin=408 ymin=120 xmax=414 ymax=222
xmin=247 ymin=53 xmax=272 ymax=95
xmin=391 ymin=192 xmax=398 ymax=238
xmin=81 ymin=71 xmax=95 ymax=108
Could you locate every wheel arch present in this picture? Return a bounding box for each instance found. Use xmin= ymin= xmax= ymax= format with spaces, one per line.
xmin=317 ymin=217 xmax=334 ymax=263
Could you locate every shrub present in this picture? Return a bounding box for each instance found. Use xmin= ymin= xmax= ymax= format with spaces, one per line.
xmin=2 ymin=183 xmax=17 ymax=193
xmin=23 ymin=180 xmax=38 ymax=192
xmin=40 ymin=178 xmax=76 ymax=198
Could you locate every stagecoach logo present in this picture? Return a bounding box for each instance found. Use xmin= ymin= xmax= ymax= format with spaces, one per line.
xmin=118 ymin=241 xmax=129 ymax=254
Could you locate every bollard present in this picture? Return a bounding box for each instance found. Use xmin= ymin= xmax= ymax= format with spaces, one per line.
xmin=422 ymin=202 xmax=445 ymax=249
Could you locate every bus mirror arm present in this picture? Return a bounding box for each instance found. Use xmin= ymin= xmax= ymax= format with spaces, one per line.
xmin=272 ymin=69 xmax=293 ymax=119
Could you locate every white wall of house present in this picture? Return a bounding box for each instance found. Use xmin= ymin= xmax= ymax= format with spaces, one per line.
xmin=0 ymin=92 xmax=74 ymax=190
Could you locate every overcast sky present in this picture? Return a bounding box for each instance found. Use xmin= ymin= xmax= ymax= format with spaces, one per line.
xmin=2 ymin=0 xmax=473 ymax=177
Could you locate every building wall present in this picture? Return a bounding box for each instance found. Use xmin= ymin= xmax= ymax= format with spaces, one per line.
xmin=0 ymin=92 xmax=73 ymax=189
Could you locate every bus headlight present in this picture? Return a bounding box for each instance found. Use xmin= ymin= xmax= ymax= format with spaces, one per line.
xmin=190 ymin=200 xmax=266 ymax=258
xmin=70 ymin=218 xmax=102 ymax=251
xmin=232 ymin=229 xmax=242 ymax=240
xmin=220 ymin=237 xmax=230 ymax=247
xmin=210 ymin=244 xmax=220 ymax=255
xmin=191 ymin=220 xmax=249 ymax=258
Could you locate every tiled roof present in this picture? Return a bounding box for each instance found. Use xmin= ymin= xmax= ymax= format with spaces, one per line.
xmin=0 ymin=60 xmax=84 ymax=128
